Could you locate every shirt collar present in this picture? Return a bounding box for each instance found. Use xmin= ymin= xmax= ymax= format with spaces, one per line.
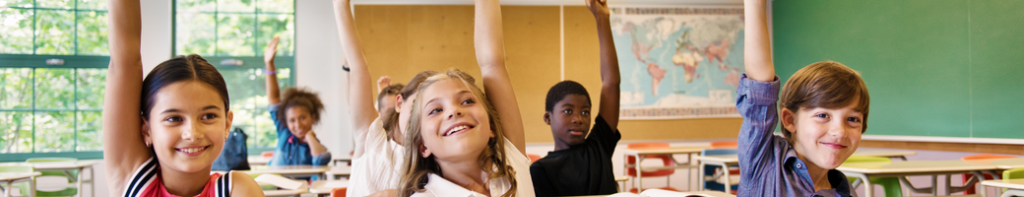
xmin=784 ymin=148 xmax=855 ymax=197
xmin=422 ymin=173 xmax=488 ymax=197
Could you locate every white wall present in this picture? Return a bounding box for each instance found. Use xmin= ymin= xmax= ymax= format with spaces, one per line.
xmin=295 ymin=0 xmax=352 ymax=160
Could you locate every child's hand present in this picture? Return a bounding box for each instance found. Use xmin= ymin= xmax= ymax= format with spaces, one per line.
xmin=377 ymin=76 xmax=391 ymax=93
xmin=264 ymin=37 xmax=280 ymax=64
xmin=304 ymin=131 xmax=318 ymax=143
xmin=586 ymin=0 xmax=610 ymax=18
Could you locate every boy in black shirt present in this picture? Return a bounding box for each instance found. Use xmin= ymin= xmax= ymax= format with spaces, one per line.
xmin=529 ymin=0 xmax=621 ymax=196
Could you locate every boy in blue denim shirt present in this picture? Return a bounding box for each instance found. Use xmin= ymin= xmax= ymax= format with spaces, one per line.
xmin=264 ymin=38 xmax=332 ymax=166
xmin=738 ymin=0 xmax=870 ymax=196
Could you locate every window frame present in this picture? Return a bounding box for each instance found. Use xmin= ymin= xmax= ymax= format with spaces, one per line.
xmin=171 ymin=0 xmax=297 ymax=155
xmin=0 ymin=0 xmax=113 ymax=161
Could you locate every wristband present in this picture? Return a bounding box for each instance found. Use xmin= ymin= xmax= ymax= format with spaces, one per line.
xmin=263 ymin=68 xmax=277 ymax=75
xmin=342 ymin=66 xmax=351 ymax=72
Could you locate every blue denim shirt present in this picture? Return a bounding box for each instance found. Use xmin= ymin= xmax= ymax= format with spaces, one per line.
xmin=736 ymin=74 xmax=854 ymax=197
xmin=268 ymin=105 xmax=331 ymax=166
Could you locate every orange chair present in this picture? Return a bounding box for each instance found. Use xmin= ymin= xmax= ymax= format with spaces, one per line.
xmin=261 ymin=151 xmax=274 ymax=157
xmin=330 ymin=187 xmax=347 ymax=197
xmin=528 ymin=154 xmax=542 ymax=163
xmin=710 ymin=141 xmax=738 ymax=149
xmin=625 ymin=143 xmax=678 ymax=193
xmin=961 ymin=154 xmax=1018 ymax=194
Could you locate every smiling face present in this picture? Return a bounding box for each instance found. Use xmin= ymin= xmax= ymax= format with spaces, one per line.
xmin=143 ymin=81 xmax=233 ymax=173
xmin=416 ymin=78 xmax=493 ymax=162
xmin=285 ymin=106 xmax=314 ymax=138
xmin=782 ymin=99 xmax=864 ymax=169
xmin=545 ymin=94 xmax=592 ymax=147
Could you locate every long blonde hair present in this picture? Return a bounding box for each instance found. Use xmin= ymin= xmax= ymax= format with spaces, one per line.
xmin=398 ymin=68 xmax=518 ymax=197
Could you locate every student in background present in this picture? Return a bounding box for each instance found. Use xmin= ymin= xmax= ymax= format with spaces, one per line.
xmin=102 ymin=0 xmax=263 ymax=195
xmin=397 ymin=0 xmax=534 ymax=196
xmin=264 ymin=37 xmax=332 ymax=166
xmin=528 ymin=0 xmax=621 ymax=196
xmin=738 ymin=0 xmax=870 ymax=196
xmin=377 ymin=76 xmax=405 ymax=116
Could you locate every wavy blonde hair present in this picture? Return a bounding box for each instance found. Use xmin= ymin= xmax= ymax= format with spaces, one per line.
xmin=398 ymin=68 xmax=517 ymax=197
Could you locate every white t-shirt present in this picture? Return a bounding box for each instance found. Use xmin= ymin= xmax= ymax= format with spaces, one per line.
xmin=411 ymin=138 xmax=535 ymax=197
xmin=348 ymin=117 xmax=406 ymax=197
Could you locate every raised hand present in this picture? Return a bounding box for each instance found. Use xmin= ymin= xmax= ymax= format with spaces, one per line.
xmin=265 ymin=37 xmax=280 ymax=64
xmin=377 ymin=76 xmax=392 ymax=93
xmin=586 ymin=0 xmax=610 ymax=18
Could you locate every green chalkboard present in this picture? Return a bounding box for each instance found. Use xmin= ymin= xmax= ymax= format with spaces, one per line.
xmin=772 ymin=0 xmax=1024 ymax=139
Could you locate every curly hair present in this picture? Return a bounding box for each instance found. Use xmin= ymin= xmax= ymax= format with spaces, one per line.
xmin=276 ymin=87 xmax=325 ymax=124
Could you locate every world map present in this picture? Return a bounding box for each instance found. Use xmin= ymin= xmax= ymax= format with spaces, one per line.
xmin=611 ymin=7 xmax=746 ymax=119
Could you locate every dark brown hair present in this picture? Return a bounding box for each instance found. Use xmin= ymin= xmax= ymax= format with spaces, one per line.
xmin=780 ymin=61 xmax=871 ymax=139
xmin=141 ymin=54 xmax=229 ymax=119
xmin=277 ymin=87 xmax=325 ymax=124
xmin=377 ymin=83 xmax=405 ymax=112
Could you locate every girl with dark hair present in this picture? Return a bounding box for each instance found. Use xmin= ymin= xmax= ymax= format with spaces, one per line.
xmin=263 ymin=37 xmax=332 ymax=166
xmin=102 ymin=0 xmax=263 ymax=196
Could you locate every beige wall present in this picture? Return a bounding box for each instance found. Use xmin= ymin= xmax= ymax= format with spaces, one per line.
xmin=356 ymin=5 xmax=743 ymax=143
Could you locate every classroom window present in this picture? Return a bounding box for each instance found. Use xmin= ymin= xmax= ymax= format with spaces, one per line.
xmin=1 ymin=0 xmax=111 ymax=160
xmin=173 ymin=0 xmax=296 ymax=151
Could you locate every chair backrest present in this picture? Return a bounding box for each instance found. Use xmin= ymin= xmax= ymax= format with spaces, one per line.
xmin=527 ymin=154 xmax=542 ymax=163
xmin=627 ymin=142 xmax=670 ymax=149
xmin=845 ymin=155 xmax=891 ymax=163
xmin=1004 ymin=168 xmax=1024 ymax=179
xmin=0 ymin=165 xmax=34 ymax=173
xmin=26 ymin=157 xmax=77 ymax=163
xmin=331 ymin=187 xmax=348 ymax=197
xmin=701 ymin=148 xmax=738 ymax=156
xmin=261 ymin=151 xmax=275 ymax=158
xmin=710 ymin=141 xmax=738 ymax=149
xmin=961 ymin=154 xmax=1018 ymax=161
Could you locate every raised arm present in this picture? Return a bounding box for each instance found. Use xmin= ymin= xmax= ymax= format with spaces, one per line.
xmin=102 ymin=0 xmax=148 ymax=193
xmin=333 ymin=0 xmax=377 ymax=159
xmin=588 ymin=0 xmax=621 ymax=130
xmin=265 ymin=37 xmax=282 ymax=105
xmin=475 ymin=0 xmax=526 ymax=155
xmin=744 ymin=0 xmax=775 ymax=82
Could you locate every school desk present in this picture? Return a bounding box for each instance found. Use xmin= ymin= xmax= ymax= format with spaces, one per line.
xmin=331 ymin=155 xmax=353 ymax=166
xmin=324 ymin=167 xmax=351 ymax=180
xmin=248 ymin=156 xmax=271 ymax=165
xmin=241 ymin=165 xmax=331 ymax=180
xmin=0 ymin=160 xmax=98 ymax=197
xmin=693 ymin=150 xmax=918 ymax=193
xmin=621 ymin=146 xmax=709 ymax=192
xmin=981 ymin=179 xmax=1024 ymax=197
xmin=309 ymin=180 xmax=348 ymax=197
xmin=0 ymin=172 xmax=39 ymax=197
xmin=837 ymin=160 xmax=998 ymax=197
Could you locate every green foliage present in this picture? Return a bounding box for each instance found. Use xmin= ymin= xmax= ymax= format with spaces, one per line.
xmin=175 ymin=0 xmax=295 ymax=56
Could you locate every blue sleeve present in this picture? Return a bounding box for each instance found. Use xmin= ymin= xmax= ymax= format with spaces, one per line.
xmin=269 ymin=104 xmax=292 ymax=140
xmin=311 ymin=152 xmax=332 ymax=166
xmin=735 ymin=74 xmax=783 ymax=180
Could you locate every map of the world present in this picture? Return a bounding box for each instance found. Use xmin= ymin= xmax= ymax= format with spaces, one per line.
xmin=612 ymin=7 xmax=745 ymax=119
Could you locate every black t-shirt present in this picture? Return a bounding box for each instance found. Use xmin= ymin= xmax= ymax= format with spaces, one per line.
xmin=530 ymin=115 xmax=622 ymax=197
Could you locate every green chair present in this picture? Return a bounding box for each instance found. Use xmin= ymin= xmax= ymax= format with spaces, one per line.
xmin=0 ymin=165 xmax=36 ymax=197
xmin=24 ymin=158 xmax=79 ymax=197
xmin=845 ymin=156 xmax=903 ymax=197
xmin=1001 ymin=168 xmax=1024 ymax=193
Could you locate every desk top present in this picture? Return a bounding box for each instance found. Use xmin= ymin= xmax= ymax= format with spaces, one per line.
xmin=981 ymin=179 xmax=1024 ymax=190
xmin=837 ymin=160 xmax=998 ymax=175
xmin=962 ymin=158 xmax=1024 ymax=169
xmin=0 ymin=160 xmax=99 ymax=170
xmin=262 ymin=189 xmax=308 ymax=197
xmin=695 ymin=150 xmax=919 ymax=164
xmin=248 ymin=156 xmax=271 ymax=165
xmin=309 ymin=180 xmax=349 ymax=194
xmin=241 ymin=165 xmax=330 ymax=175
xmin=621 ymin=146 xmax=709 ymax=155
xmin=0 ymin=172 xmax=41 ymax=181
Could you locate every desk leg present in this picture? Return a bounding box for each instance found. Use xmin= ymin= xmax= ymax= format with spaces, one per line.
xmin=944 ymin=174 xmax=952 ymax=196
xmin=861 ymin=174 xmax=874 ymax=197
xmin=5 ymin=181 xmax=12 ymax=197
xmin=686 ymin=153 xmax=693 ymax=192
xmin=90 ymin=166 xmax=95 ymax=197
xmin=28 ymin=177 xmax=35 ymax=197
xmin=698 ymin=161 xmax=705 ymax=191
xmin=76 ymin=168 xmax=83 ymax=197
xmin=637 ymin=155 xmax=644 ymax=193
xmin=931 ymin=175 xmax=938 ymax=195
xmin=723 ymin=162 xmax=731 ymax=195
